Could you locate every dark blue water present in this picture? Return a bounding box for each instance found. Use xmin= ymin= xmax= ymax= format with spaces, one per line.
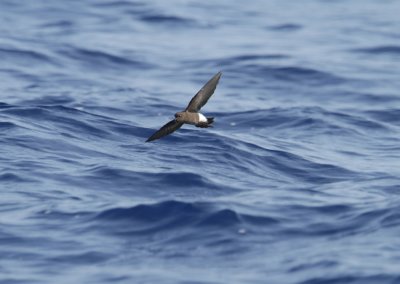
xmin=1 ymin=1 xmax=400 ymax=283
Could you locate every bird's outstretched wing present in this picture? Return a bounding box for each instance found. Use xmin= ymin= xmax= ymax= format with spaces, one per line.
xmin=146 ymin=119 xmax=184 ymax=142
xmin=185 ymin=72 xmax=222 ymax=112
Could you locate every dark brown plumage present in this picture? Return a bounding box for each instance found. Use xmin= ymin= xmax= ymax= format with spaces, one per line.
xmin=146 ymin=72 xmax=222 ymax=142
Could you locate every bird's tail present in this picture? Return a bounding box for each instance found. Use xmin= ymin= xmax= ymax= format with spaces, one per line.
xmin=196 ymin=117 xmax=214 ymax=128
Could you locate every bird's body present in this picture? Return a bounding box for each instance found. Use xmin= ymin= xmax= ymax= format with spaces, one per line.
xmin=146 ymin=72 xmax=222 ymax=142
xmin=175 ymin=112 xmax=208 ymax=125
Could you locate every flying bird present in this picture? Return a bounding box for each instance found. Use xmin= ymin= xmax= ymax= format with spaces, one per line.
xmin=146 ymin=72 xmax=222 ymax=142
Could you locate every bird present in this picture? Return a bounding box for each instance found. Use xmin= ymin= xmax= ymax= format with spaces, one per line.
xmin=146 ymin=71 xmax=222 ymax=142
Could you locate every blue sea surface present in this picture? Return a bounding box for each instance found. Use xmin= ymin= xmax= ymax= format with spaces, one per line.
xmin=1 ymin=0 xmax=400 ymax=283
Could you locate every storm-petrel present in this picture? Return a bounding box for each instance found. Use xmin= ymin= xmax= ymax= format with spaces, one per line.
xmin=146 ymin=72 xmax=222 ymax=142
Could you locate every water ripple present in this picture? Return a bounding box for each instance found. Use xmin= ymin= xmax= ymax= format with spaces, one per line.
xmin=1 ymin=0 xmax=400 ymax=283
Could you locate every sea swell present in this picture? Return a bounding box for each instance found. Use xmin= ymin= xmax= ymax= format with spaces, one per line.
xmin=1 ymin=0 xmax=400 ymax=283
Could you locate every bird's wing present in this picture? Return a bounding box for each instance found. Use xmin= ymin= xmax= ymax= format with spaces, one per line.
xmin=185 ymin=72 xmax=222 ymax=112
xmin=146 ymin=119 xmax=184 ymax=142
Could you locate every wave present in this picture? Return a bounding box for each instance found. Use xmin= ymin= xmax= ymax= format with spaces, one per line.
xmin=268 ymin=23 xmax=302 ymax=31
xmin=2 ymin=1 xmax=400 ymax=282
xmin=353 ymin=45 xmax=400 ymax=55
xmin=0 ymin=47 xmax=56 ymax=66
xmin=195 ymin=64 xmax=345 ymax=87
xmin=239 ymin=65 xmax=345 ymax=86
xmin=93 ymin=1 xmax=146 ymax=8
xmin=58 ymin=46 xmax=153 ymax=70
xmin=0 ymin=121 xmax=17 ymax=130
xmin=1 ymin=103 xmax=373 ymax=190
xmin=184 ymin=54 xmax=289 ymax=71
xmin=94 ymin=200 xmax=279 ymax=236
xmin=34 ymin=199 xmax=400 ymax=253
xmin=0 ymin=172 xmax=35 ymax=183
xmin=364 ymin=109 xmax=400 ymax=126
xmin=217 ymin=106 xmax=390 ymax=137
xmin=140 ymin=14 xmax=194 ymax=25
xmin=299 ymin=274 xmax=400 ymax=284
xmin=78 ymin=165 xmax=228 ymax=194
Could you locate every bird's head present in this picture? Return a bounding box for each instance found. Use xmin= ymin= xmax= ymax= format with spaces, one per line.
xmin=174 ymin=112 xmax=184 ymax=122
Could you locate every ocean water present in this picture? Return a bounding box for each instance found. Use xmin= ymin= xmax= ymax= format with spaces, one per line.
xmin=1 ymin=0 xmax=400 ymax=283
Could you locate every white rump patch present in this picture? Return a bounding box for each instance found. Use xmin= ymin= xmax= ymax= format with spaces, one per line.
xmin=198 ymin=113 xmax=207 ymax=123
